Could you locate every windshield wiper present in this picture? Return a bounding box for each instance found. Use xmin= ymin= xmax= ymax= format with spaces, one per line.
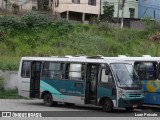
xmin=115 ymin=74 xmax=130 ymax=89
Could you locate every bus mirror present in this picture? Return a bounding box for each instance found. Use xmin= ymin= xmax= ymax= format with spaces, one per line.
xmin=105 ymin=69 xmax=109 ymax=75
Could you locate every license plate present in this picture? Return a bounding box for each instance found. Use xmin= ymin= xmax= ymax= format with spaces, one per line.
xmin=133 ymin=105 xmax=137 ymax=108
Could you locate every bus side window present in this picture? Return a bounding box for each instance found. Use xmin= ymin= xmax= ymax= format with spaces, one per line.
xmin=21 ymin=61 xmax=31 ymax=78
xmin=65 ymin=63 xmax=85 ymax=80
xmin=100 ymin=68 xmax=113 ymax=83
xmin=42 ymin=62 xmax=64 ymax=79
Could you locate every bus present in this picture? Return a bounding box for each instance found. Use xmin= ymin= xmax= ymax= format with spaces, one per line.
xmin=104 ymin=55 xmax=160 ymax=105
xmin=18 ymin=56 xmax=144 ymax=112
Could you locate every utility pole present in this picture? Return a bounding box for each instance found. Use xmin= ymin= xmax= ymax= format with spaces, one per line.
xmin=117 ymin=0 xmax=120 ymax=23
xmin=120 ymin=0 xmax=125 ymax=28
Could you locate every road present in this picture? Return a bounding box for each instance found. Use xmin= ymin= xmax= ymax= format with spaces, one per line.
xmin=0 ymin=99 xmax=159 ymax=118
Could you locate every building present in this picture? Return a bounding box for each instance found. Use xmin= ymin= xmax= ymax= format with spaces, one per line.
xmin=101 ymin=0 xmax=138 ymax=19
xmin=138 ymin=0 xmax=160 ymax=20
xmin=53 ymin=0 xmax=101 ymax=22
xmin=0 ymin=0 xmax=138 ymax=20
xmin=0 ymin=0 xmax=35 ymax=10
xmin=53 ymin=0 xmax=139 ymax=22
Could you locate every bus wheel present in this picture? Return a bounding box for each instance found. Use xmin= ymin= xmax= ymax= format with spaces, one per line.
xmin=43 ymin=93 xmax=56 ymax=107
xmin=102 ymin=98 xmax=113 ymax=112
xmin=125 ymin=107 xmax=134 ymax=111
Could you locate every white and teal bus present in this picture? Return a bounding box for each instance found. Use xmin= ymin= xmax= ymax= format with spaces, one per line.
xmin=18 ymin=56 xmax=144 ymax=112
xmin=104 ymin=55 xmax=160 ymax=105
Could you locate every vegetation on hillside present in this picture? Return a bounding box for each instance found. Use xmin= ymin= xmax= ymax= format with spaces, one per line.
xmin=0 ymin=12 xmax=160 ymax=71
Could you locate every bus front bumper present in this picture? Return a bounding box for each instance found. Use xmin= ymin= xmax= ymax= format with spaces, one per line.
xmin=118 ymin=98 xmax=144 ymax=108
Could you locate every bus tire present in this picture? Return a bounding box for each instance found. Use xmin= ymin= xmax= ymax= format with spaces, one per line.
xmin=125 ymin=107 xmax=134 ymax=111
xmin=43 ymin=93 xmax=56 ymax=107
xmin=102 ymin=98 xmax=113 ymax=112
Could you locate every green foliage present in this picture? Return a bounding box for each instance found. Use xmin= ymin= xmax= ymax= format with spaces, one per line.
xmin=0 ymin=13 xmax=160 ymax=71
xmin=0 ymin=16 xmax=26 ymax=31
xmin=0 ymin=76 xmax=5 ymax=91
xmin=52 ymin=20 xmax=73 ymax=36
xmin=64 ymin=32 xmax=107 ymax=55
xmin=0 ymin=89 xmax=22 ymax=99
xmin=102 ymin=1 xmax=114 ymax=22
xmin=12 ymin=3 xmax=19 ymax=9
xmin=89 ymin=16 xmax=100 ymax=25
xmin=0 ymin=16 xmax=16 ymax=29
xmin=0 ymin=57 xmax=19 ymax=71
xmin=142 ymin=17 xmax=155 ymax=32
xmin=21 ymin=12 xmax=50 ymax=27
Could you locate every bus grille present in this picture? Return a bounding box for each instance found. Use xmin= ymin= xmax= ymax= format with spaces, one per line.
xmin=129 ymin=94 xmax=141 ymax=98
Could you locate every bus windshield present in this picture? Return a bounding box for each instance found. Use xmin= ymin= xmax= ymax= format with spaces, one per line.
xmin=111 ymin=63 xmax=141 ymax=89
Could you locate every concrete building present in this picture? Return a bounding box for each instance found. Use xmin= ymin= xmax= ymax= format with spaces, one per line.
xmin=101 ymin=0 xmax=138 ymax=19
xmin=53 ymin=0 xmax=139 ymax=22
xmin=52 ymin=0 xmax=101 ymax=22
xmin=0 ymin=0 xmax=34 ymax=10
xmin=0 ymin=0 xmax=139 ymax=22
xmin=138 ymin=0 xmax=160 ymax=20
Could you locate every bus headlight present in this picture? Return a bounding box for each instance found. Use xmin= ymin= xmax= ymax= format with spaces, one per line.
xmin=119 ymin=89 xmax=126 ymax=99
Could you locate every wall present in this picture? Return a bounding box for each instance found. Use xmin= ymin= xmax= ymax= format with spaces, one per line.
xmin=138 ymin=0 xmax=160 ymax=20
xmin=0 ymin=70 xmax=18 ymax=90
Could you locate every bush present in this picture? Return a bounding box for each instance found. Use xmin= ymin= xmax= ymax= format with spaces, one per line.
xmin=52 ymin=20 xmax=73 ymax=36
xmin=0 ymin=16 xmax=26 ymax=31
xmin=0 ymin=89 xmax=22 ymax=99
xmin=21 ymin=12 xmax=49 ymax=27
xmin=0 ymin=76 xmax=5 ymax=91
xmin=0 ymin=61 xmax=19 ymax=71
xmin=108 ymin=28 xmax=139 ymax=43
xmin=0 ymin=16 xmax=16 ymax=29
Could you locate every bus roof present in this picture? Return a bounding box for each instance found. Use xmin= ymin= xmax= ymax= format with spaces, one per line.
xmin=104 ymin=56 xmax=160 ymax=62
xmin=20 ymin=56 xmax=129 ymax=64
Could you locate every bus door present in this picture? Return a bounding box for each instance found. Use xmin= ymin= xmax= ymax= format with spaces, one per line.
xmin=65 ymin=63 xmax=86 ymax=104
xmin=30 ymin=61 xmax=42 ymax=98
xmin=85 ymin=63 xmax=99 ymax=104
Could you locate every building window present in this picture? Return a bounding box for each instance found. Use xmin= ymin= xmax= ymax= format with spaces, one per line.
xmin=55 ymin=0 xmax=59 ymax=7
xmin=21 ymin=61 xmax=31 ymax=78
xmin=129 ymin=8 xmax=135 ymax=18
xmin=134 ymin=62 xmax=157 ymax=80
xmin=88 ymin=0 xmax=96 ymax=6
xmin=65 ymin=63 xmax=85 ymax=80
xmin=42 ymin=62 xmax=64 ymax=79
xmin=72 ymin=0 xmax=80 ymax=4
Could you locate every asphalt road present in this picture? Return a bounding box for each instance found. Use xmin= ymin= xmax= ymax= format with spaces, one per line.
xmin=0 ymin=99 xmax=159 ymax=118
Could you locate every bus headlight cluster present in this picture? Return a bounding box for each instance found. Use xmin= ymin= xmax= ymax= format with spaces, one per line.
xmin=119 ymin=89 xmax=126 ymax=99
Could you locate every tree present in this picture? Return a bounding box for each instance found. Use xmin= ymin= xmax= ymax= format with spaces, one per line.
xmin=12 ymin=3 xmax=19 ymax=14
xmin=102 ymin=1 xmax=114 ymax=22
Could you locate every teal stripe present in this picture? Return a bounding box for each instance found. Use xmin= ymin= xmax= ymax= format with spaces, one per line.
xmin=40 ymin=80 xmax=61 ymax=94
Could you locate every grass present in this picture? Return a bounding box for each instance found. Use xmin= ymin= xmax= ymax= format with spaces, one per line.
xmin=0 ymin=89 xmax=22 ymax=99
xmin=0 ymin=56 xmax=20 ymax=71
xmin=0 ymin=14 xmax=160 ymax=71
